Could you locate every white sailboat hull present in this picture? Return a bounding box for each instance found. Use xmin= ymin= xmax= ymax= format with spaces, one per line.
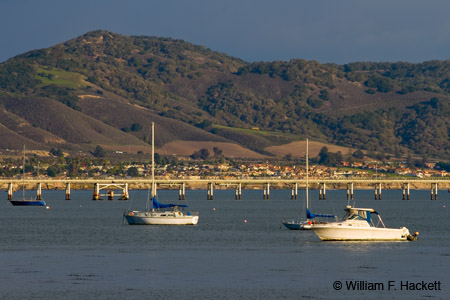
xmin=311 ymin=223 xmax=410 ymax=241
xmin=125 ymin=210 xmax=199 ymax=225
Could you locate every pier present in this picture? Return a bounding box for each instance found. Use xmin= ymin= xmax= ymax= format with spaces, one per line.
xmin=1 ymin=178 xmax=450 ymax=201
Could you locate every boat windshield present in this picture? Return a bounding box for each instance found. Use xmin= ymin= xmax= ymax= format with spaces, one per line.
xmin=347 ymin=214 xmax=367 ymax=221
xmin=344 ymin=209 xmax=372 ymax=223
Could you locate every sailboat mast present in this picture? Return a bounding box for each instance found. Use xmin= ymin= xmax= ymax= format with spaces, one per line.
xmin=306 ymin=139 xmax=309 ymax=211
xmin=151 ymin=122 xmax=155 ymax=197
xmin=22 ymin=145 xmax=25 ymax=199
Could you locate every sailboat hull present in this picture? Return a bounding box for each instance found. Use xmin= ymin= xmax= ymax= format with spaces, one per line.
xmin=282 ymin=220 xmax=311 ymax=230
xmin=125 ymin=211 xmax=199 ymax=225
xmin=9 ymin=200 xmax=46 ymax=206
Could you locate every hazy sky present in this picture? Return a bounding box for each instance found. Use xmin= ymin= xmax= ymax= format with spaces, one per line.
xmin=1 ymin=0 xmax=450 ymax=64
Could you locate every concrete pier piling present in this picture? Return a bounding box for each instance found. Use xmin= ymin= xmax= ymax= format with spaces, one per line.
xmin=263 ymin=183 xmax=270 ymax=200
xmin=92 ymin=183 xmax=101 ymax=200
xmin=291 ymin=183 xmax=298 ymax=200
xmin=347 ymin=183 xmax=354 ymax=200
xmin=179 ymin=183 xmax=186 ymax=200
xmin=65 ymin=183 xmax=71 ymax=200
xmin=36 ymin=183 xmax=42 ymax=200
xmin=235 ymin=183 xmax=242 ymax=200
xmin=8 ymin=183 xmax=13 ymax=200
xmin=374 ymin=183 xmax=382 ymax=200
xmin=207 ymin=182 xmax=214 ymax=200
xmin=407 ymin=183 xmax=410 ymax=200
xmin=431 ymin=183 xmax=438 ymax=200
xmin=319 ymin=183 xmax=326 ymax=200
xmin=402 ymin=183 xmax=410 ymax=200
xmin=119 ymin=183 xmax=129 ymax=200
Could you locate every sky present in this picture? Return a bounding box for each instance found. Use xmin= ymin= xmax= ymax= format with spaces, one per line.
xmin=1 ymin=0 xmax=450 ymax=64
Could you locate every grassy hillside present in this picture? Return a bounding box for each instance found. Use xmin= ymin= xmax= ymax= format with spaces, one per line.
xmin=1 ymin=30 xmax=450 ymax=159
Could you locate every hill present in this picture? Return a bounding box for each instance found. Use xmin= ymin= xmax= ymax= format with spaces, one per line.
xmin=1 ymin=30 xmax=450 ymax=159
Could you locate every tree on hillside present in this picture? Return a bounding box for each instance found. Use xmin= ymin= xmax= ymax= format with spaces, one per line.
xmin=319 ymin=89 xmax=329 ymax=100
xmin=196 ymin=119 xmax=212 ymax=129
xmin=199 ymin=148 xmax=210 ymax=160
xmin=131 ymin=123 xmax=143 ymax=132
xmin=317 ymin=147 xmax=343 ymax=166
xmin=46 ymin=166 xmax=57 ymax=177
xmin=50 ymin=148 xmax=63 ymax=157
xmin=353 ymin=150 xmax=364 ymax=159
xmin=365 ymin=76 xmax=395 ymax=93
xmin=318 ymin=147 xmax=329 ymax=164
xmin=213 ymin=147 xmax=223 ymax=156
xmin=127 ymin=167 xmax=139 ymax=177
xmin=191 ymin=148 xmax=210 ymax=160
xmin=93 ymin=145 xmax=105 ymax=158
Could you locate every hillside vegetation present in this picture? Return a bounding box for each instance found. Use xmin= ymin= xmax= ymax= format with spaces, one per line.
xmin=1 ymin=30 xmax=450 ymax=159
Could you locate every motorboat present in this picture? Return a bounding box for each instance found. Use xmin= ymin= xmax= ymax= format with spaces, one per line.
xmin=310 ymin=206 xmax=418 ymax=241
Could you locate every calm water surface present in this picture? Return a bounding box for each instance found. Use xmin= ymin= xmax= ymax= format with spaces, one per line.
xmin=0 ymin=189 xmax=449 ymax=299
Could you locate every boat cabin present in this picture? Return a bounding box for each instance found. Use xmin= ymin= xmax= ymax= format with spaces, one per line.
xmin=343 ymin=206 xmax=379 ymax=225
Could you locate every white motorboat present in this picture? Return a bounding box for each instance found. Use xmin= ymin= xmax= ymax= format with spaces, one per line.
xmin=311 ymin=206 xmax=418 ymax=241
xmin=124 ymin=122 xmax=199 ymax=226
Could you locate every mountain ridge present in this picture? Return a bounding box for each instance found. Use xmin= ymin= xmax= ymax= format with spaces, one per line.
xmin=1 ymin=30 xmax=450 ymax=159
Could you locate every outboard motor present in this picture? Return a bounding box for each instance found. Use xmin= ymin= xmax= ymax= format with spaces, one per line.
xmin=407 ymin=231 xmax=419 ymax=241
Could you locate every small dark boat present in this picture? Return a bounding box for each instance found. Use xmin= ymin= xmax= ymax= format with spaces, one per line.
xmin=10 ymin=199 xmax=46 ymax=206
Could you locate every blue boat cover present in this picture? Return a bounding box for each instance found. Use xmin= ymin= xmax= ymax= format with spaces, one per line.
xmin=306 ymin=208 xmax=336 ymax=219
xmin=152 ymin=197 xmax=188 ymax=209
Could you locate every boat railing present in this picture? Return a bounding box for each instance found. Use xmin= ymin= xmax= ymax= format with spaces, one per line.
xmin=373 ymin=215 xmax=386 ymax=228
xmin=154 ymin=207 xmax=198 ymax=216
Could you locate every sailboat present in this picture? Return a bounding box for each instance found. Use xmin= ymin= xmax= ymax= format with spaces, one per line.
xmin=9 ymin=146 xmax=46 ymax=206
xmin=282 ymin=139 xmax=336 ymax=230
xmin=124 ymin=123 xmax=199 ymax=225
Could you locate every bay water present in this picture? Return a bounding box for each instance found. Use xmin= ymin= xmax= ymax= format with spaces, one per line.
xmin=0 ymin=188 xmax=449 ymax=299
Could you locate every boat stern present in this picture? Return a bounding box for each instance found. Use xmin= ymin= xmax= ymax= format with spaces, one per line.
xmin=404 ymin=227 xmax=419 ymax=241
